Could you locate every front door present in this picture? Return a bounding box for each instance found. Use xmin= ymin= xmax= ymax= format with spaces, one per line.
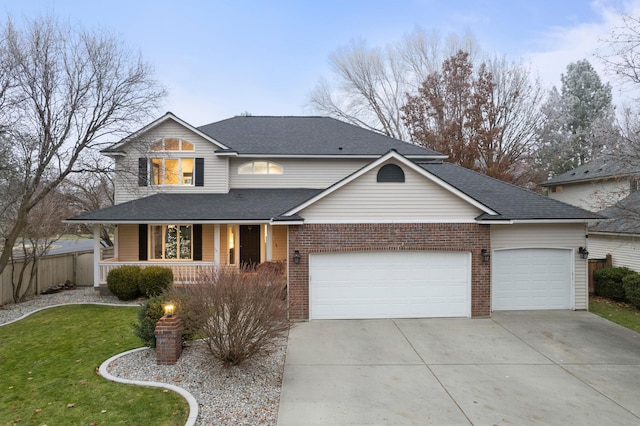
xmin=240 ymin=225 xmax=261 ymax=267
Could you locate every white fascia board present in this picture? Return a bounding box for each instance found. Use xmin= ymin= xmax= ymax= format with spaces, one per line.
xmin=298 ymin=219 xmax=478 ymax=224
xmin=285 ymin=151 xmax=496 ymax=216
xmin=65 ymin=219 xmax=271 ymax=225
xmin=231 ymin=154 xmax=446 ymax=160
xmin=477 ymin=219 xmax=589 ymax=225
xmin=107 ymin=112 xmax=230 ymax=152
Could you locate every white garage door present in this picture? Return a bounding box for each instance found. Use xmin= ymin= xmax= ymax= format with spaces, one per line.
xmin=493 ymin=248 xmax=572 ymax=310
xmin=309 ymin=251 xmax=471 ymax=319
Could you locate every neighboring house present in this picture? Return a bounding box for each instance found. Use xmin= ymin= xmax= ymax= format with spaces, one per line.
xmin=589 ymin=191 xmax=640 ymax=272
xmin=69 ymin=112 xmax=598 ymax=320
xmin=541 ymin=159 xmax=639 ymax=212
xmin=542 ymin=160 xmax=640 ymax=273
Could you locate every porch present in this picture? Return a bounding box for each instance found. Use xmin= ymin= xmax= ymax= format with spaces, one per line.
xmin=98 ymin=259 xmax=217 ymax=285
xmin=91 ymin=222 xmax=289 ymax=287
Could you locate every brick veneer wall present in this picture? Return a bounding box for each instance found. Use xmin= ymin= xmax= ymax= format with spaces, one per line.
xmin=288 ymin=223 xmax=491 ymax=320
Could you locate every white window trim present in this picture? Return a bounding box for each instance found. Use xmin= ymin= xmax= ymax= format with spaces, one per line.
xmin=151 ymin=157 xmax=195 ymax=186
xmin=150 ymin=224 xmax=193 ymax=261
xmin=238 ymin=160 xmax=283 ymax=175
xmin=151 ymin=137 xmax=195 ymax=152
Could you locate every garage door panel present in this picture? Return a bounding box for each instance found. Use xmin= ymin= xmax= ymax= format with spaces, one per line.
xmin=310 ymin=251 xmax=470 ymax=319
xmin=493 ymin=248 xmax=571 ymax=311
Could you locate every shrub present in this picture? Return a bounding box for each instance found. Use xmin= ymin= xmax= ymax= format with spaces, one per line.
xmin=107 ymin=265 xmax=141 ymax=301
xmin=168 ymin=266 xmax=289 ymax=365
xmin=133 ymin=295 xmax=167 ymax=347
xmin=622 ymin=273 xmax=640 ymax=309
xmin=139 ymin=266 xmax=174 ymax=297
xmin=593 ymin=266 xmax=635 ymax=301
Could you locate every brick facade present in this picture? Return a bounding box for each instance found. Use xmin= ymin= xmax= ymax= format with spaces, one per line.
xmin=288 ymin=223 xmax=491 ymax=320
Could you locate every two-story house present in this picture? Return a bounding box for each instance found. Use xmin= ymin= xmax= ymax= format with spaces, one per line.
xmin=70 ymin=112 xmax=598 ymax=320
xmin=541 ymin=160 xmax=640 ymax=273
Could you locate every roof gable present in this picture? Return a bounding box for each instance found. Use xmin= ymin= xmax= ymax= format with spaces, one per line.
xmin=286 ymin=151 xmax=495 ymax=217
xmin=197 ymin=116 xmax=445 ymax=158
xmin=102 ymin=112 xmax=229 ymax=154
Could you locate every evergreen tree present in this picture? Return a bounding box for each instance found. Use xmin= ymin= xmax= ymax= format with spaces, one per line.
xmin=536 ymin=60 xmax=618 ymax=177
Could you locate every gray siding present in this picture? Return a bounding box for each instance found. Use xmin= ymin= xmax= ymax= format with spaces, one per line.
xmin=589 ymin=233 xmax=640 ymax=273
xmin=548 ymin=180 xmax=628 ymax=212
xmin=299 ymin=161 xmax=483 ymax=222
xmin=229 ymin=158 xmax=368 ymax=189
xmin=491 ymin=223 xmax=588 ymax=310
xmin=114 ymin=121 xmax=229 ymax=204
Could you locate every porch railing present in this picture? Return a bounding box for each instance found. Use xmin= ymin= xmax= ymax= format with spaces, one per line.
xmin=98 ymin=261 xmax=216 ymax=285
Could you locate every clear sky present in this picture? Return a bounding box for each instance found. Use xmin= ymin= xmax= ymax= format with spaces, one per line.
xmin=3 ymin=0 xmax=639 ymax=126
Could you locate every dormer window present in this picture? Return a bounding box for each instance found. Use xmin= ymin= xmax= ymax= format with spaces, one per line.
xmin=238 ymin=161 xmax=283 ymax=175
xmin=151 ymin=138 xmax=194 ymax=151
xmin=377 ymin=164 xmax=405 ymax=183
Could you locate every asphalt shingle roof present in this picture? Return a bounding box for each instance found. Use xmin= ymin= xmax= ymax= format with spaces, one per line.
xmin=542 ymin=158 xmax=640 ymax=186
xmin=197 ymin=116 xmax=442 ymax=157
xmin=590 ymin=191 xmax=640 ymax=234
xmin=419 ymin=162 xmax=601 ymax=221
xmin=69 ymin=189 xmax=323 ymax=222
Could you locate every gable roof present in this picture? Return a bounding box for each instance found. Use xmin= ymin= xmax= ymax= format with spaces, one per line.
xmin=197 ymin=116 xmax=444 ymax=158
xmin=285 ymin=150 xmax=496 ymax=217
xmin=68 ymin=189 xmax=322 ymax=223
xmin=419 ymin=162 xmax=601 ymax=222
xmin=101 ymin=112 xmax=229 ymax=154
xmin=541 ymin=158 xmax=640 ymax=186
xmin=590 ymin=191 xmax=640 ymax=234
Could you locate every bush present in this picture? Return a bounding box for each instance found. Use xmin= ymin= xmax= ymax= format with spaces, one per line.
xmin=168 ymin=266 xmax=289 ymax=365
xmin=139 ymin=266 xmax=174 ymax=297
xmin=107 ymin=265 xmax=141 ymax=300
xmin=622 ymin=273 xmax=640 ymax=309
xmin=133 ymin=295 xmax=167 ymax=347
xmin=593 ymin=266 xmax=635 ymax=301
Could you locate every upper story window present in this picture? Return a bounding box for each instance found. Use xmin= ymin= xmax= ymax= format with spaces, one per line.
xmin=377 ymin=164 xmax=405 ymax=183
xmin=238 ymin=161 xmax=283 ymax=175
xmin=152 ymin=158 xmax=193 ymax=185
xmin=151 ymin=138 xmax=194 ymax=151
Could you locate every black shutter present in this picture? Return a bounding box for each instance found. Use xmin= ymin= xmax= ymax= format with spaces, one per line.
xmin=195 ymin=158 xmax=204 ymax=187
xmin=193 ymin=224 xmax=203 ymax=261
xmin=138 ymin=158 xmax=148 ymax=187
xmin=138 ymin=224 xmax=148 ymax=261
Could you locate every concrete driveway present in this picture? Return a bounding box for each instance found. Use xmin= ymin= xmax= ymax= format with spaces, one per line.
xmin=277 ymin=311 xmax=640 ymax=425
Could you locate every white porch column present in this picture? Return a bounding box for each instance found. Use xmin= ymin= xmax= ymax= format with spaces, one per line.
xmin=93 ymin=224 xmax=100 ymax=287
xmin=265 ymin=224 xmax=272 ymax=261
xmin=214 ymin=224 xmax=220 ymax=266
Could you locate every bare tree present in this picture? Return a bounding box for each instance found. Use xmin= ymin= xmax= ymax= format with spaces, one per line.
xmin=62 ymin=152 xmax=115 ymax=245
xmin=402 ymin=51 xmax=544 ymax=183
xmin=10 ymin=189 xmax=72 ymax=302
xmin=308 ymin=28 xmax=478 ymax=139
xmin=0 ymin=14 xmax=166 ymax=288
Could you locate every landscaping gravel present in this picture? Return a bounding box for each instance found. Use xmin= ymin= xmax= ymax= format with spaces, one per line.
xmin=0 ymin=287 xmax=288 ymax=426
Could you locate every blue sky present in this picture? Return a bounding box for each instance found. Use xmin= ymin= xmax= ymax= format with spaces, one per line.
xmin=4 ymin=0 xmax=638 ymax=126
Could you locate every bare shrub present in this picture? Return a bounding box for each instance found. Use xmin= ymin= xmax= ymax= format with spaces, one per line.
xmin=167 ymin=266 xmax=290 ymax=365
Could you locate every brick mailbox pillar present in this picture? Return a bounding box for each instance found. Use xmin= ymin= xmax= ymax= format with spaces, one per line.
xmin=154 ymin=315 xmax=183 ymax=365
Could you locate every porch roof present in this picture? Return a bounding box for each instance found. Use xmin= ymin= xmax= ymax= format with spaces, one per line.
xmin=68 ymin=189 xmax=322 ymax=223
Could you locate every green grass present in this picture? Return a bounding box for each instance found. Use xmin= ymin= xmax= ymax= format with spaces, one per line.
xmin=0 ymin=304 xmax=188 ymax=425
xmin=590 ymin=295 xmax=640 ymax=333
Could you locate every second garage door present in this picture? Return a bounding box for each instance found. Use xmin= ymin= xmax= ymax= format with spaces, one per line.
xmin=492 ymin=248 xmax=572 ymax=310
xmin=309 ymin=251 xmax=471 ymax=319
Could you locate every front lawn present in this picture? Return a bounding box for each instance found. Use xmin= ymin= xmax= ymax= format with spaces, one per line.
xmin=589 ymin=295 xmax=640 ymax=333
xmin=0 ymin=304 xmax=189 ymax=425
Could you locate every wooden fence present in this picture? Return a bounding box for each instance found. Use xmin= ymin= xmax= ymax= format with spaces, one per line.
xmin=0 ymin=250 xmax=95 ymax=306
xmin=588 ymin=254 xmax=612 ymax=294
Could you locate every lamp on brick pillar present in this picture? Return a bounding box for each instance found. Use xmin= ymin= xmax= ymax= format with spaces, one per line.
xmin=155 ymin=302 xmax=183 ymax=365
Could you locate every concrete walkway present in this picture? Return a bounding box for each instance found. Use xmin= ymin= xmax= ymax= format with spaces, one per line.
xmin=277 ymin=311 xmax=640 ymax=425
